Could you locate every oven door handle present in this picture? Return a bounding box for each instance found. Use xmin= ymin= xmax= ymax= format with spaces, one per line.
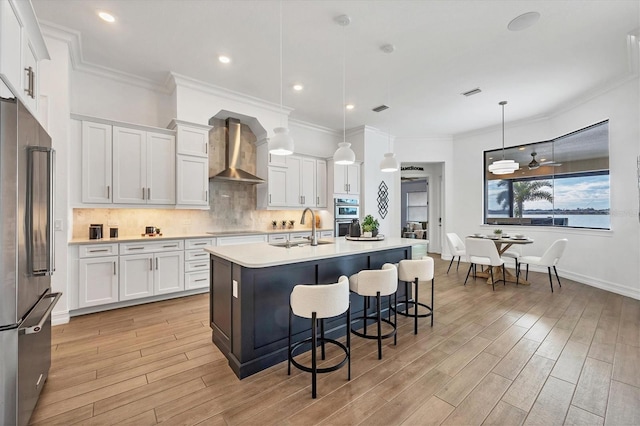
xmin=21 ymin=292 xmax=62 ymax=335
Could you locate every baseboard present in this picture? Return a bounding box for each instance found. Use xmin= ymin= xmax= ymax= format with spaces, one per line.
xmin=52 ymin=310 xmax=70 ymax=325
xmin=439 ymin=254 xmax=640 ymax=300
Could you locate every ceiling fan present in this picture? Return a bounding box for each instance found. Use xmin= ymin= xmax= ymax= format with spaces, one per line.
xmin=528 ymin=152 xmax=562 ymax=169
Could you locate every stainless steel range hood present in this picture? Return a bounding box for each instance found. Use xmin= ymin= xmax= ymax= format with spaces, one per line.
xmin=211 ymin=117 xmax=265 ymax=184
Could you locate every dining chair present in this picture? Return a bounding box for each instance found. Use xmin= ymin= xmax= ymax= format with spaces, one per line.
xmin=446 ymin=233 xmax=466 ymax=273
xmin=288 ymin=275 xmax=351 ymax=398
xmin=517 ymin=239 xmax=568 ymax=292
xmin=464 ymin=237 xmax=505 ymax=291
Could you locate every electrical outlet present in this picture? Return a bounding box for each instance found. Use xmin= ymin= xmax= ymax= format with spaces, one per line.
xmin=54 ymin=219 xmax=63 ymax=231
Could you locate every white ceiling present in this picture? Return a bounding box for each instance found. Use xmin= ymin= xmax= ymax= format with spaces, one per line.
xmin=32 ymin=0 xmax=639 ymax=137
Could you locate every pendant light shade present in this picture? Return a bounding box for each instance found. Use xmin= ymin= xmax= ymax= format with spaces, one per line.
xmin=269 ymin=127 xmax=294 ymax=155
xmin=489 ymin=101 xmax=519 ymax=175
xmin=334 ymin=142 xmax=356 ymax=165
xmin=333 ymin=14 xmax=355 ymax=165
xmin=380 ymin=152 xmax=399 ymax=172
xmin=270 ymin=1 xmax=294 ymax=156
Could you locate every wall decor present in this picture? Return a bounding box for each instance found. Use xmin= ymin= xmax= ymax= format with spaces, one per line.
xmin=378 ymin=181 xmax=389 ymax=219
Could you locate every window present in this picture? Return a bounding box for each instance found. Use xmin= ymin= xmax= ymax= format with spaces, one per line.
xmin=406 ymin=190 xmax=428 ymax=222
xmin=484 ymin=121 xmax=610 ymax=229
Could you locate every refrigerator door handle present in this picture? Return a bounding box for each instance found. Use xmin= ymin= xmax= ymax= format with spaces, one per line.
xmin=21 ymin=292 xmax=62 ymax=335
xmin=27 ymin=146 xmax=56 ymax=276
xmin=48 ymin=148 xmax=56 ymax=275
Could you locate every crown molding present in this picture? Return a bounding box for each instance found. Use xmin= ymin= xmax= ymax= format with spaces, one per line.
xmin=39 ymin=21 xmax=82 ymax=68
xmin=169 ymin=72 xmax=293 ymax=116
xmin=288 ymin=118 xmax=340 ymax=136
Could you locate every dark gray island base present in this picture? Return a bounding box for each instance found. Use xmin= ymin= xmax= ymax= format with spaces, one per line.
xmin=208 ymin=244 xmax=413 ymax=379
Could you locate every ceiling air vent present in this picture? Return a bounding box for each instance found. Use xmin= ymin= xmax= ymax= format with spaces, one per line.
xmin=372 ymin=104 xmax=389 ymax=112
xmin=461 ymin=87 xmax=482 ymax=97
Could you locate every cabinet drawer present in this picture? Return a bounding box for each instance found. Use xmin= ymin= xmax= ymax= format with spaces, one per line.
xmin=185 ymin=249 xmax=209 ymax=261
xmin=268 ymin=233 xmax=288 ymax=243
xmin=185 ymin=259 xmax=210 ymax=273
xmin=120 ymin=240 xmax=184 ymax=255
xmin=185 ymin=238 xmax=215 ymax=249
xmin=217 ymin=235 xmax=267 ymax=246
xmin=185 ymin=271 xmax=209 ymax=290
xmin=289 ymin=232 xmax=311 ymax=241
xmin=79 ymin=243 xmax=119 ymax=258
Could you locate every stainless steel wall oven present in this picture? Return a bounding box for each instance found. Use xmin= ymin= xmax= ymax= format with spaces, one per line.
xmin=334 ymin=198 xmax=359 ymax=237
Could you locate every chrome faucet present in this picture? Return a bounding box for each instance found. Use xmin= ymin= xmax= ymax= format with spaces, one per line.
xmin=300 ymin=208 xmax=318 ymax=246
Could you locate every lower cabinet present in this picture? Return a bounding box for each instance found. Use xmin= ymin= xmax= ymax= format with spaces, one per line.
xmin=119 ymin=251 xmax=184 ymax=301
xmin=78 ymin=256 xmax=119 ymax=308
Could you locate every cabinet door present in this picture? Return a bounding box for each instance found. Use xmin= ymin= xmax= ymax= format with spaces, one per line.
xmin=0 ymin=1 xmax=22 ymax=98
xmin=146 ymin=132 xmax=176 ymax=205
xmin=285 ymin=155 xmax=302 ymax=206
xmin=333 ymin=164 xmax=348 ymax=194
xmin=82 ymin=121 xmax=113 ymax=203
xmin=21 ymin=37 xmax=37 ymax=112
xmin=119 ymin=254 xmax=154 ymax=301
xmin=300 ymin=157 xmax=316 ymax=207
xmin=78 ymin=256 xmax=118 ymax=308
xmin=176 ymin=125 xmax=208 ymax=157
xmin=268 ymin=167 xmax=288 ymax=207
xmin=346 ymin=164 xmax=360 ymax=195
xmin=268 ymin=152 xmax=288 ymax=167
xmin=113 ymin=126 xmax=146 ymax=204
xmin=154 ymin=251 xmax=184 ymax=295
xmin=177 ymin=155 xmax=208 ymax=206
xmin=316 ymin=159 xmax=327 ymax=207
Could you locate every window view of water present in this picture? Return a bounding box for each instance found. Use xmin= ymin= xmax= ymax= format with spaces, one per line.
xmin=487 ymin=213 xmax=610 ymax=229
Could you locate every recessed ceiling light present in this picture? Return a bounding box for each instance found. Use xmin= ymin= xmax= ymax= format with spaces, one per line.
xmin=518 ymin=147 xmax=525 ymax=151
xmin=345 ymin=104 xmax=355 ymax=110
xmin=292 ymin=84 xmax=304 ymax=91
xmin=508 ymin=12 xmax=540 ymax=31
xmin=540 ymin=158 xmax=547 ymax=162
xmin=98 ymin=11 xmax=115 ymax=23
xmin=218 ymin=55 xmax=231 ymax=64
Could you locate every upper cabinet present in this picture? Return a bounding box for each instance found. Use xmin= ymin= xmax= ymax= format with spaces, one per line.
xmin=169 ymin=120 xmax=211 ymax=208
xmin=80 ymin=117 xmax=176 ymax=206
xmin=0 ymin=0 xmax=50 ymax=116
xmin=330 ymin=161 xmax=360 ymax=196
xmin=256 ymin=143 xmax=328 ymax=210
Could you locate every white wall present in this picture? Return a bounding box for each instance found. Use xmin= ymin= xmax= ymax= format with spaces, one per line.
xmin=40 ymin=35 xmax=71 ymax=323
xmin=289 ymin=120 xmax=340 ymax=158
xmin=452 ymin=78 xmax=640 ymax=299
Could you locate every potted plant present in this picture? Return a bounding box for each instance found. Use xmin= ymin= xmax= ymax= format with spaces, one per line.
xmin=362 ymin=215 xmax=379 ymax=238
xmin=493 ymin=228 xmax=503 ymax=238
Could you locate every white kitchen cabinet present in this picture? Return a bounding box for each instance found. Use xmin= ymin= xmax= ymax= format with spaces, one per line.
xmin=176 ymin=155 xmax=208 ymax=206
xmin=154 ymin=251 xmax=185 ymax=295
xmin=316 ymin=159 xmax=327 ymax=208
xmin=81 ymin=121 xmax=113 ymax=203
xmin=170 ymin=120 xmax=209 ymax=158
xmin=0 ymin=1 xmax=21 ymax=99
xmin=266 ymin=166 xmax=289 ymax=207
xmin=268 ymin=152 xmax=288 ymax=167
xmin=217 ymin=234 xmax=267 ymax=246
xmin=77 ymin=245 xmax=119 ymax=309
xmin=112 ymin=126 xmax=176 ymax=205
xmin=285 ymin=156 xmax=319 ymax=207
xmin=317 ymin=230 xmax=334 ymax=239
xmin=184 ymin=238 xmax=214 ymax=290
xmin=21 ymin=34 xmax=38 ymax=112
xmin=332 ymin=162 xmax=360 ymax=195
xmin=119 ymin=253 xmax=154 ymax=301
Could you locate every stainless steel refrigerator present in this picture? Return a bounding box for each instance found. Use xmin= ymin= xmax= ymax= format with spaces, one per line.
xmin=0 ymin=89 xmax=61 ymax=426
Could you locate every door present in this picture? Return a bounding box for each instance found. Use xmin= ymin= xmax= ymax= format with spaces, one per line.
xmin=154 ymin=251 xmax=184 ymax=295
xmin=81 ymin=121 xmax=112 ymax=203
xmin=119 ymin=254 xmax=153 ymax=301
xmin=112 ymin=126 xmax=146 ymax=204
xmin=146 ymin=132 xmax=175 ymax=205
xmin=78 ymin=257 xmax=118 ymax=308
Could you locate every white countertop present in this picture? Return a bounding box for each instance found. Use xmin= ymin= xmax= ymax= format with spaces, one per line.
xmin=204 ymin=237 xmax=428 ymax=268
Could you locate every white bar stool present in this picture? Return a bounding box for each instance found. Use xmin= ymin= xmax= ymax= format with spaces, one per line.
xmin=393 ymin=256 xmax=435 ymax=335
xmin=288 ymin=275 xmax=351 ymax=399
xmin=349 ymin=263 xmax=398 ymax=360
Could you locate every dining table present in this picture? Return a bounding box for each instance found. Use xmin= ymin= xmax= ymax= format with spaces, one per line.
xmin=467 ymin=234 xmax=534 ymax=285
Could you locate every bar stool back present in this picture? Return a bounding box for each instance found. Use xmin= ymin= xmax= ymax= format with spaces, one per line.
xmin=288 ymin=275 xmax=351 ymax=399
xmin=394 ymin=256 xmax=435 ymax=334
xmin=349 ymin=263 xmax=398 ymax=360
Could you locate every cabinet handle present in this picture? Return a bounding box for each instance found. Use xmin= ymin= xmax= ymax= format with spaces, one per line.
xmin=193 ymin=253 xmax=207 ymax=257
xmin=205 ymin=190 xmax=208 ymax=202
xmin=24 ymin=66 xmax=34 ymax=98
xmin=193 ymin=264 xmax=207 ymax=268
xmin=205 ymin=143 xmax=208 ymax=154
xmin=149 ymin=258 xmax=153 ymax=270
xmin=344 ymin=184 xmax=348 ymax=192
xmin=193 ymin=242 xmax=206 ymax=246
xmin=88 ymin=248 xmax=109 ymax=253
xmin=317 ymin=196 xmax=319 ymax=205
xmin=147 ymin=188 xmax=151 ymax=199
xmin=142 ymin=187 xmax=146 ymax=200
xmin=155 ymin=258 xmax=158 ymax=270
xmin=129 ymin=247 xmax=144 ymax=251
xmin=113 ymin=261 xmax=117 ymax=275
xmin=194 ymin=278 xmax=207 ymax=282
xmin=107 ymin=185 xmax=110 ymax=199
xmin=269 ymin=194 xmax=272 ymax=203
xmin=163 ymin=244 xmax=177 ymax=248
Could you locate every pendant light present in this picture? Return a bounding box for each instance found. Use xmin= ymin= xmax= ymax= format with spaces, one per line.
xmin=379 ymin=44 xmax=398 ymax=173
xmin=488 ymin=101 xmax=519 ymax=175
xmin=333 ymin=15 xmax=356 ymax=165
xmin=269 ymin=1 xmax=294 ymax=156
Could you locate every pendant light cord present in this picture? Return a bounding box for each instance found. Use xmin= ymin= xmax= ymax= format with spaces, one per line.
xmin=279 ymin=0 xmax=283 ymax=127
xmin=342 ymin=24 xmax=346 ymax=143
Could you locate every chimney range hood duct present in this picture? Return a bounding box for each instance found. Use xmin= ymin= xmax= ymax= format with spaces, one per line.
xmin=211 ymin=117 xmax=265 ymax=184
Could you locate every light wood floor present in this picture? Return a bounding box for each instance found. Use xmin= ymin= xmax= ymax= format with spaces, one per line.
xmin=32 ymin=257 xmax=640 ymax=425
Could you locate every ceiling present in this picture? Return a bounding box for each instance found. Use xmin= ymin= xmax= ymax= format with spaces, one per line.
xmin=31 ymin=0 xmax=639 ymax=137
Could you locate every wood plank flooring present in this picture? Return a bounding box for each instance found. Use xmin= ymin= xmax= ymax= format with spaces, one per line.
xmin=32 ymin=256 xmax=640 ymax=425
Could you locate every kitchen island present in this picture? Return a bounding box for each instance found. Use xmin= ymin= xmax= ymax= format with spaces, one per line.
xmin=205 ymin=237 xmax=426 ymax=378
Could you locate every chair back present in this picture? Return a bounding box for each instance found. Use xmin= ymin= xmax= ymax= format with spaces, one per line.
xmin=290 ymin=275 xmax=349 ymax=319
xmin=354 ymin=263 xmax=398 ymax=297
xmin=398 ymin=256 xmax=434 ymax=282
xmin=446 ymin=233 xmax=466 ymax=256
xmin=465 ymin=237 xmax=503 ymax=267
xmin=539 ymin=239 xmax=568 ymax=267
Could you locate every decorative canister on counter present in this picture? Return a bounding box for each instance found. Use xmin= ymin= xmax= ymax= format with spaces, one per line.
xmin=109 ymin=227 xmax=118 ymax=238
xmin=89 ymin=224 xmax=102 ymax=239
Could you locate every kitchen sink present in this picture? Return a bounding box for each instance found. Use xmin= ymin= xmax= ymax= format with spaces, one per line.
xmin=269 ymin=240 xmax=333 ymax=248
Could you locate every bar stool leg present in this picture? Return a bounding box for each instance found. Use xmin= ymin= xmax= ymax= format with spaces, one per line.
xmin=287 ymin=306 xmax=292 ymax=375
xmin=311 ymin=312 xmax=317 ymax=399
xmin=376 ymin=291 xmax=382 ymax=360
xmin=347 ymin=302 xmax=351 ymax=380
xmin=394 ymin=292 xmax=397 ymax=345
xmin=320 ymin=319 xmax=325 ymax=360
xmin=431 ymin=278 xmax=434 ymax=327
xmin=413 ymin=277 xmax=419 ymax=335
xmin=364 ymin=296 xmax=369 ymax=336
